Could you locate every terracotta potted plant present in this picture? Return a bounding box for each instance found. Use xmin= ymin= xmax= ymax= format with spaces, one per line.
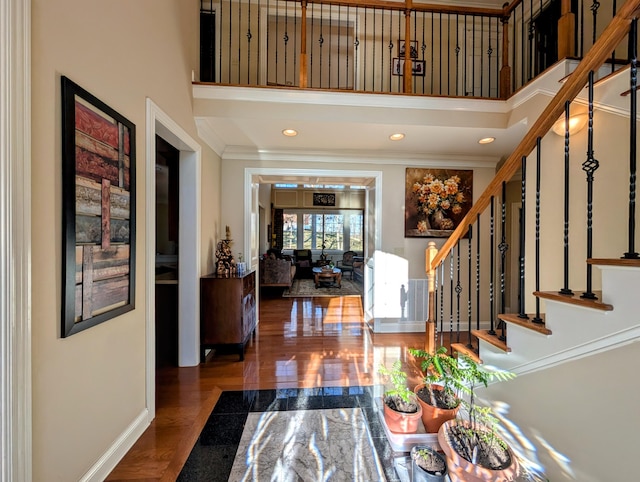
xmin=410 ymin=445 xmax=448 ymax=482
xmin=378 ymin=360 xmax=422 ymax=434
xmin=409 ymin=346 xmax=463 ymax=433
xmin=436 ymin=355 xmax=519 ymax=482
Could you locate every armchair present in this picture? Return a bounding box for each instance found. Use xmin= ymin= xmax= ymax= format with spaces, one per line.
xmin=293 ymin=249 xmax=313 ymax=278
xmin=337 ymin=251 xmax=357 ymax=279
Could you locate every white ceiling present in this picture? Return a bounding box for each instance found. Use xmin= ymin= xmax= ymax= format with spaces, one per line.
xmin=194 ymin=85 xmax=530 ymax=176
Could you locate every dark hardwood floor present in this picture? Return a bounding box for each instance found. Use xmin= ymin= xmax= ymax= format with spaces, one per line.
xmin=106 ymin=291 xmax=457 ymax=481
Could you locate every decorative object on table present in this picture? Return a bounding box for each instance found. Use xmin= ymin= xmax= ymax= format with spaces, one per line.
xmin=436 ymin=354 xmax=519 ymax=481
xmin=215 ymin=225 xmax=236 ymax=275
xmin=237 ymin=253 xmax=246 ymax=275
xmin=378 ymin=360 xmax=422 ymax=434
xmin=404 ymin=168 xmax=472 ymax=238
xmin=61 ymin=76 xmax=136 ymax=337
xmin=410 ymin=445 xmax=448 ymax=482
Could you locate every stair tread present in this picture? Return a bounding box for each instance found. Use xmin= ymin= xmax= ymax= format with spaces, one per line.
xmin=451 ymin=343 xmax=482 ymax=364
xmin=588 ymin=258 xmax=640 ymax=267
xmin=498 ymin=313 xmax=552 ymax=335
xmin=534 ymin=290 xmax=613 ymax=311
xmin=472 ymin=329 xmax=511 ymax=353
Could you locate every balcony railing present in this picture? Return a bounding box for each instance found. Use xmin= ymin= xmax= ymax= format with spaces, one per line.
xmin=200 ymin=0 xmax=633 ymax=98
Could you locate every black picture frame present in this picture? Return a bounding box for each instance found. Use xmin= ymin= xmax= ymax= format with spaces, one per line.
xmin=61 ymin=76 xmax=136 ymax=337
xmin=313 ymin=193 xmax=336 ymax=206
xmin=392 ymin=58 xmax=426 ymax=77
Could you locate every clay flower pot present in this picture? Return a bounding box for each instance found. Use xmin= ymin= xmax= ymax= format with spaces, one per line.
xmin=414 ymin=383 xmax=459 ymax=433
xmin=382 ymin=395 xmax=423 ymax=434
xmin=410 ymin=445 xmax=448 ymax=482
xmin=437 ymin=420 xmax=519 ymax=482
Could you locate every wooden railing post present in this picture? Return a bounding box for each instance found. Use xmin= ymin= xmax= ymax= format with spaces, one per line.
xmin=300 ymin=1 xmax=308 ymax=88
xmin=558 ymin=0 xmax=576 ymax=59
xmin=425 ymin=241 xmax=438 ymax=354
xmin=500 ymin=3 xmax=512 ymax=98
xmin=403 ymin=2 xmax=413 ymax=93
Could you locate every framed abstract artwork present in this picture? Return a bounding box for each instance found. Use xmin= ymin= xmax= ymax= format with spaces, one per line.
xmin=404 ymin=168 xmax=473 ymax=238
xmin=61 ymin=76 xmax=136 ymax=337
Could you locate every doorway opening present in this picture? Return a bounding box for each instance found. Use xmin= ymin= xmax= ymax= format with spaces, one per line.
xmin=155 ymin=136 xmax=180 ymax=367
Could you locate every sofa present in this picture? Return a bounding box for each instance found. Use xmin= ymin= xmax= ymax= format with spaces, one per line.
xmin=259 ymin=257 xmax=296 ymax=287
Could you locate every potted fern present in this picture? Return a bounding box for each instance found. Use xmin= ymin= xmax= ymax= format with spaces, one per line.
xmin=378 ymin=360 xmax=422 ymax=434
xmin=408 ymin=346 xmax=463 ymax=433
xmin=436 ymin=355 xmax=519 ymax=482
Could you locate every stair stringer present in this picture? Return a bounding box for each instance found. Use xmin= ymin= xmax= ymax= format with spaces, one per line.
xmin=477 ymin=265 xmax=640 ymax=375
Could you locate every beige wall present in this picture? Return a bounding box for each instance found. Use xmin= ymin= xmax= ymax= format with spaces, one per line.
xmin=31 ymin=0 xmax=219 ymax=480
xmin=480 ymin=341 xmax=640 ymax=481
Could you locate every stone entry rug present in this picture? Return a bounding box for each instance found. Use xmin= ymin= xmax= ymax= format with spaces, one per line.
xmin=283 ymin=279 xmax=362 ymax=298
xmin=229 ymin=408 xmax=385 ymax=481
xmin=178 ymin=387 xmax=401 ymax=482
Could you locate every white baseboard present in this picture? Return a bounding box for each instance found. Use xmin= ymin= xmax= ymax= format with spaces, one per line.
xmin=80 ymin=409 xmax=151 ymax=482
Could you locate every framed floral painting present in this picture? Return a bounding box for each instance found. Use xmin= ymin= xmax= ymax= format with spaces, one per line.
xmin=404 ymin=168 xmax=473 ymax=238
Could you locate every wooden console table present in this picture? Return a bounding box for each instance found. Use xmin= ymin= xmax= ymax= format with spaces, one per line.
xmin=200 ymin=270 xmax=256 ymax=361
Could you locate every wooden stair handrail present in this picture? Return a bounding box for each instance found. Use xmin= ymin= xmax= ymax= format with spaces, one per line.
xmin=430 ymin=0 xmax=640 ymax=271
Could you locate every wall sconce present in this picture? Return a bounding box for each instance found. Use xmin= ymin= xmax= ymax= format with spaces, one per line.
xmin=551 ymin=113 xmax=588 ymax=136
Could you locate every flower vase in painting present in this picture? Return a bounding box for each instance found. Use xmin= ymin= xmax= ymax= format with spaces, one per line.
xmin=405 ymin=168 xmax=472 ymax=238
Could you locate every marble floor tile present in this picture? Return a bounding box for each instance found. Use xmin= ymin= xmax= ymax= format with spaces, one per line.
xmin=229 ymin=409 xmax=386 ymax=482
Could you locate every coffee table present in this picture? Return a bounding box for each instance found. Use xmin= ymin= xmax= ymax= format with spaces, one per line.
xmin=312 ymin=267 xmax=342 ymax=288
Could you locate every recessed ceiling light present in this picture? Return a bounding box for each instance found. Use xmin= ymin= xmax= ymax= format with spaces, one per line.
xmin=389 ymin=133 xmax=405 ymax=141
xmin=282 ymin=129 xmax=298 ymax=137
xmin=478 ymin=137 xmax=495 ymax=144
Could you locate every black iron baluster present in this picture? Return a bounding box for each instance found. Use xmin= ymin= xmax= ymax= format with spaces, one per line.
xmin=560 ymin=101 xmax=575 ymax=295
xmin=611 ymin=0 xmax=617 ymax=73
xmin=533 ymin=137 xmax=544 ymax=323
xmin=476 ymin=213 xmax=481 ymax=334
xmin=441 ymin=13 xmax=444 ymax=96
xmin=467 ymin=225 xmax=473 ymax=348
xmin=455 ymin=14 xmax=460 ymax=96
xmin=487 ymin=19 xmax=492 ymax=98
xmin=430 ymin=13 xmax=435 ymax=95
xmin=449 ymin=252 xmax=454 ymax=343
xmin=449 ymin=14 xmax=453 ymax=96
xmin=440 ymin=260 xmax=444 ymax=344
xmin=283 ymin=1 xmax=289 ymax=87
xmin=521 ymin=1 xmax=525 ymax=88
xmin=455 ymin=242 xmax=462 ymax=342
xmin=528 ymin=6 xmax=534 ymax=81
xmin=581 ymin=70 xmax=599 ymax=300
xmin=465 ymin=15 xmax=482 ymax=96
xmin=518 ymin=156 xmax=529 ymax=319
xmin=489 ymin=195 xmax=496 ymax=335
xmin=625 ymin=18 xmax=639 ymax=259
xmin=512 ymin=4 xmax=516 ymax=92
xmin=246 ymin=0 xmax=251 ymax=84
xmin=480 ymin=17 xmax=484 ymax=96
xmin=238 ymin=0 xmax=242 ymax=83
xmin=464 ymin=15 xmax=468 ymax=95
xmin=319 ymin=6 xmax=324 ymax=89
xmin=580 ymin=0 xmax=585 ymax=58
xmin=498 ymin=181 xmax=509 ymax=339
xmin=591 ymin=1 xmax=600 ymax=45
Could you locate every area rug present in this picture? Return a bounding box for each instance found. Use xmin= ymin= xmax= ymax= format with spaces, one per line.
xmin=283 ymin=278 xmax=362 ymax=298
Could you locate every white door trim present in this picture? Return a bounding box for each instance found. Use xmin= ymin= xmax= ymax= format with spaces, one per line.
xmin=0 ymin=0 xmax=32 ymax=480
xmin=145 ymin=99 xmax=202 ymax=419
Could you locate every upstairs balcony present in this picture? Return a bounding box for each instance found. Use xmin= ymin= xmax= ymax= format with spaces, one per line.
xmin=199 ymin=0 xmax=633 ymax=99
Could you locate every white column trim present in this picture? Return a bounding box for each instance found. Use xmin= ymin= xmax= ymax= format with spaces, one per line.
xmin=0 ymin=0 xmax=32 ymax=480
